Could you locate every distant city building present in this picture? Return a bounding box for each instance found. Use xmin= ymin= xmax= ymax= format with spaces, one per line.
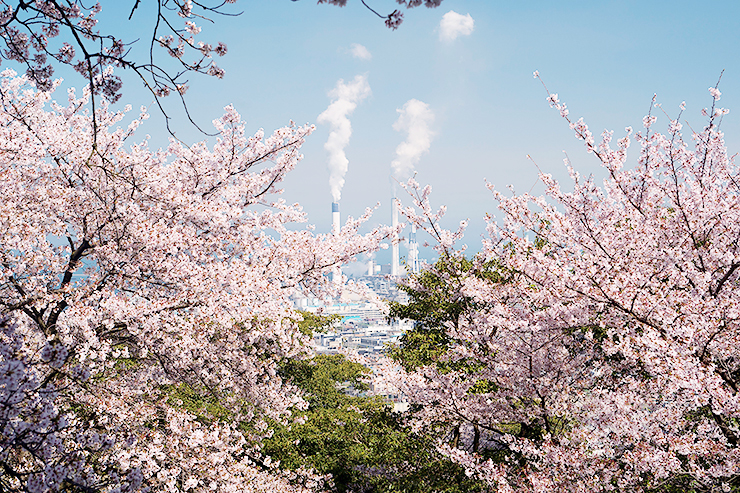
xmin=293 ymin=278 xmax=414 ymax=409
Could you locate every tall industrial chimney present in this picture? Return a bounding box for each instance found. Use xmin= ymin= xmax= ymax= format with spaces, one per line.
xmin=408 ymin=224 xmax=419 ymax=274
xmin=332 ymin=202 xmax=340 ymax=235
xmin=332 ymin=202 xmax=341 ymax=284
xmin=391 ymin=197 xmax=400 ymax=277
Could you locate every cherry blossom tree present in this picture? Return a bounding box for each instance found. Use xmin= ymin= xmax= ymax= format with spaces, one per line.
xmin=390 ymin=77 xmax=740 ymax=492
xmin=0 ymin=71 xmax=389 ymax=492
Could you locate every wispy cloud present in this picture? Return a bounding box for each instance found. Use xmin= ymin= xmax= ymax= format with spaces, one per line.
xmin=317 ymin=75 xmax=371 ymax=202
xmin=349 ymin=43 xmax=372 ymax=60
xmin=391 ymin=99 xmax=435 ymax=181
xmin=439 ymin=11 xmax=475 ymax=42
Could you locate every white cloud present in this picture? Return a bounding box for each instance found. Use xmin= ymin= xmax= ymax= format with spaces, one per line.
xmin=349 ymin=43 xmax=372 ymax=60
xmin=439 ymin=11 xmax=475 ymax=42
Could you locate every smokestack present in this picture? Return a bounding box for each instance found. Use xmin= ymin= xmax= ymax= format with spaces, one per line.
xmin=332 ymin=202 xmax=341 ymax=285
xmin=332 ymin=202 xmax=340 ymax=235
xmin=408 ymin=224 xmax=419 ymax=274
xmin=391 ymin=197 xmax=400 ymax=277
xmin=389 ymin=100 xmax=433 ymax=278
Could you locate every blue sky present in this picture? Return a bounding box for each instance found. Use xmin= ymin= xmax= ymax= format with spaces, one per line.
xmin=46 ymin=1 xmax=740 ymax=264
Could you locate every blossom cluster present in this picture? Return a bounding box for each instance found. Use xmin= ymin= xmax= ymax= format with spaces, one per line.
xmin=0 ymin=1 xmax=232 ymax=105
xmin=316 ymin=0 xmax=445 ymax=30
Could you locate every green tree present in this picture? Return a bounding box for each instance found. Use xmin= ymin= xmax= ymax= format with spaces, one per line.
xmin=387 ymin=255 xmax=558 ymax=459
xmin=388 ymin=255 xmax=508 ymax=373
xmin=263 ymin=352 xmax=488 ymax=493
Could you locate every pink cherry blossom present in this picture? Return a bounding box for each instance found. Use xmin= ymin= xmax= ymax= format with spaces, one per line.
xmin=0 ymin=73 xmax=389 ymax=492
xmin=392 ymin=80 xmax=740 ymax=491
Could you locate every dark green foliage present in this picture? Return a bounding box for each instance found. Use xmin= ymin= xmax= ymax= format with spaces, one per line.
xmin=279 ymin=353 xmax=370 ymax=408
xmin=262 ymin=353 xmax=489 ymax=493
xmin=389 ymin=256 xmax=507 ymax=331
xmin=467 ymin=379 xmax=498 ymax=395
xmin=385 ymin=326 xmax=449 ymax=372
xmin=292 ymin=310 xmax=342 ymax=336
xmin=164 ymin=382 xmax=234 ymax=425
xmin=387 ymin=255 xmax=507 ymax=372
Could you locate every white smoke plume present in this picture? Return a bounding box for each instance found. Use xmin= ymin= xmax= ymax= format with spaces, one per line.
xmin=317 ymin=75 xmax=371 ymax=202
xmin=391 ymin=99 xmax=435 ymax=180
